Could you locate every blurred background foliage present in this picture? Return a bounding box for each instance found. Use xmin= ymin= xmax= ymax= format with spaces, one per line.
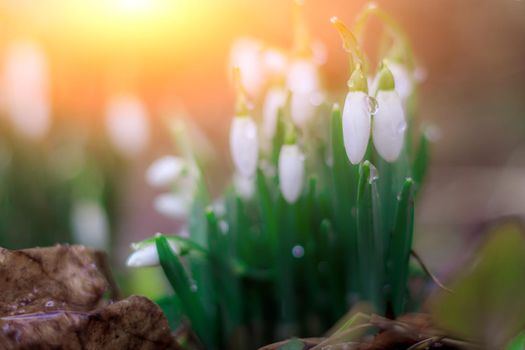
xmin=0 ymin=0 xmax=524 ymax=297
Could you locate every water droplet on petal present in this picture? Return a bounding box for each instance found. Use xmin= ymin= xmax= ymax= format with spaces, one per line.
xmin=396 ymin=120 xmax=407 ymax=134
xmin=368 ymin=163 xmax=379 ymax=184
xmin=291 ymin=245 xmax=305 ymax=258
xmin=366 ymin=95 xmax=379 ymax=115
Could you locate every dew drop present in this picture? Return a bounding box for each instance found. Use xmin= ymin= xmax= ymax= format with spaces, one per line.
xmin=45 ymin=301 xmax=55 ymax=308
xmin=190 ymin=282 xmax=198 ymax=292
xmin=396 ymin=120 xmax=407 ymax=134
xmin=291 ymin=245 xmax=305 ymax=258
xmin=368 ymin=163 xmax=379 ymax=184
xmin=366 ymin=95 xmax=379 ymax=115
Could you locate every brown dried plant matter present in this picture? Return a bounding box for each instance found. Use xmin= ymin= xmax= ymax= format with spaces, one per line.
xmin=0 ymin=245 xmax=178 ymax=350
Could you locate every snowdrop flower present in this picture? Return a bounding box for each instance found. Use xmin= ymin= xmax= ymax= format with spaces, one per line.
xmin=154 ymin=193 xmax=191 ymax=219
xmin=262 ymin=87 xmax=287 ymax=138
xmin=342 ymin=66 xmax=371 ymax=165
xmin=146 ymin=155 xmax=186 ymax=187
xmin=278 ymin=128 xmax=304 ymax=203
xmin=229 ymin=116 xmax=259 ymax=178
xmin=127 ymin=238 xmax=179 ymax=267
xmin=71 ymin=199 xmax=109 ymax=251
xmin=3 ymin=40 xmax=50 ymax=140
xmin=233 ymin=172 xmax=255 ymax=200
xmin=287 ymin=59 xmax=320 ymax=127
xmin=229 ymin=38 xmax=265 ymax=97
xmin=372 ymin=64 xmax=406 ymax=162
xmin=105 ymin=94 xmax=150 ymax=157
xmin=263 ymin=48 xmax=288 ymax=79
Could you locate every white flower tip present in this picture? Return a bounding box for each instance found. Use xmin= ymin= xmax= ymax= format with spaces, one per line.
xmin=342 ymin=91 xmax=371 ymax=165
xmin=154 ymin=193 xmax=190 ymax=219
xmin=230 ymin=117 xmax=259 ymax=177
xmin=126 ymin=244 xmax=159 ymax=267
xmin=279 ymin=144 xmax=305 ymax=204
xmin=127 ymin=239 xmax=179 ymax=267
xmin=372 ymin=90 xmax=406 ymax=162
xmin=146 ymin=156 xmax=185 ymax=187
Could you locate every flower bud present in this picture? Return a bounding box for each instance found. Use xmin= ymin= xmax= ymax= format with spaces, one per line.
xmin=372 ymin=89 xmax=406 ymax=162
xmin=233 ymin=173 xmax=255 ymax=200
xmin=154 ymin=193 xmax=191 ymax=219
xmin=229 ymin=116 xmax=259 ymax=177
xmin=106 ymin=94 xmax=150 ymax=157
xmin=146 ymin=156 xmax=186 ymax=187
xmin=229 ymin=38 xmax=265 ymax=97
xmin=127 ymin=239 xmax=179 ymax=267
xmin=262 ymin=87 xmax=287 ymax=138
xmin=278 ymin=144 xmax=304 ymax=203
xmin=342 ymin=91 xmax=371 ymax=164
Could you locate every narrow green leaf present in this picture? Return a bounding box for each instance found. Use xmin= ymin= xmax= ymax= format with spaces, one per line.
xmin=156 ymin=236 xmax=215 ymax=348
xmin=356 ymin=161 xmax=384 ymax=312
xmin=412 ymin=131 xmax=429 ymax=189
xmin=386 ymin=177 xmax=415 ymax=316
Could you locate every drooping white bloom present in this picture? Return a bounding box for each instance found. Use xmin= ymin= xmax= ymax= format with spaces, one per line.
xmin=71 ymin=200 xmax=109 ymax=251
xmin=3 ymin=40 xmax=50 ymax=140
xmin=287 ymin=59 xmax=321 ymax=127
xmin=146 ymin=155 xmax=186 ymax=187
xmin=287 ymin=59 xmax=320 ymax=94
xmin=229 ymin=116 xmax=259 ymax=177
xmin=233 ymin=172 xmax=255 ymax=200
xmin=154 ymin=193 xmax=191 ymax=219
xmin=342 ymin=91 xmax=371 ymax=164
xmin=127 ymin=239 xmax=179 ymax=267
xmin=372 ymin=90 xmax=406 ymax=162
xmin=105 ymin=94 xmax=150 ymax=157
xmin=262 ymin=87 xmax=287 ymax=138
xmin=229 ymin=37 xmax=265 ymax=97
xmin=263 ymin=48 xmax=288 ymax=78
xmin=278 ymin=144 xmax=305 ymax=203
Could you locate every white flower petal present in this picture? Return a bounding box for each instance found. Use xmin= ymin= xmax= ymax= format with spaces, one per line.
xmin=3 ymin=40 xmax=50 ymax=140
xmin=233 ymin=173 xmax=255 ymax=200
xmin=229 ymin=117 xmax=259 ymax=177
xmin=278 ymin=144 xmax=305 ymax=203
xmin=372 ymin=90 xmax=406 ymax=162
xmin=342 ymin=91 xmax=371 ymax=164
xmin=71 ymin=200 xmax=109 ymax=250
xmin=290 ymin=92 xmax=317 ymax=128
xmin=263 ymin=87 xmax=287 ymax=138
xmin=154 ymin=193 xmax=190 ymax=219
xmin=287 ymin=59 xmax=320 ymax=94
xmin=263 ymin=48 xmax=288 ymax=78
xmin=229 ymin=37 xmax=265 ymax=97
xmin=126 ymin=240 xmax=178 ymax=267
xmin=105 ymin=94 xmax=150 ymax=157
xmin=146 ymin=156 xmax=186 ymax=187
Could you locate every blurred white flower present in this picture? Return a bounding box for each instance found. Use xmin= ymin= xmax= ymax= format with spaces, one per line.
xmin=278 ymin=144 xmax=304 ymax=203
xmin=154 ymin=193 xmax=191 ymax=219
xmin=229 ymin=116 xmax=259 ymax=178
xmin=3 ymin=40 xmax=50 ymax=140
xmin=127 ymin=239 xmax=179 ymax=267
xmin=105 ymin=94 xmax=150 ymax=157
xmin=233 ymin=172 xmax=255 ymax=200
xmin=263 ymin=48 xmax=288 ymax=78
xmin=372 ymin=90 xmax=406 ymax=162
xmin=262 ymin=87 xmax=287 ymax=138
xmin=286 ymin=59 xmax=321 ymax=127
xmin=71 ymin=200 xmax=109 ymax=251
xmin=287 ymin=59 xmax=320 ymax=94
xmin=229 ymin=38 xmax=265 ymax=97
xmin=342 ymin=91 xmax=371 ymax=164
xmin=146 ymin=155 xmax=186 ymax=187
